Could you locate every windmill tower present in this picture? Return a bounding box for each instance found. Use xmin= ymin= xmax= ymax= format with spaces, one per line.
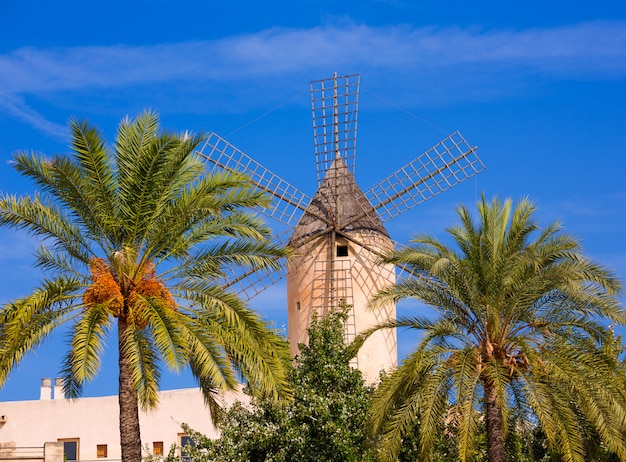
xmin=286 ymin=74 xmax=398 ymax=377
xmin=198 ymin=73 xmax=485 ymax=382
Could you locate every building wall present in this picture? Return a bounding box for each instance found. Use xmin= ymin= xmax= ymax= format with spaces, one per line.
xmin=0 ymin=382 xmax=246 ymax=460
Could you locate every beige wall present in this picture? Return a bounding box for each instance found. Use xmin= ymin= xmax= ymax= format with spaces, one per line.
xmin=0 ymin=385 xmax=245 ymax=460
xmin=287 ymin=231 xmax=397 ymax=383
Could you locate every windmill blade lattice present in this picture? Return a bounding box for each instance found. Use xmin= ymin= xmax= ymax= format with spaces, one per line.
xmin=218 ymin=262 xmax=287 ymax=300
xmin=311 ymin=74 xmax=359 ymax=186
xmin=197 ymin=135 xmax=308 ymax=299
xmin=197 ymin=133 xmax=311 ymax=227
xmin=194 ymin=73 xmax=486 ymax=384
xmin=365 ymin=130 xmax=485 ymax=222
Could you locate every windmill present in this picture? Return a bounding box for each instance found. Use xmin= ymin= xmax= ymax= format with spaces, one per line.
xmin=197 ymin=73 xmax=485 ymax=382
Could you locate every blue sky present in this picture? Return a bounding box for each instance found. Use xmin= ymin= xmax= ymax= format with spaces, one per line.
xmin=1 ymin=0 xmax=626 ymax=401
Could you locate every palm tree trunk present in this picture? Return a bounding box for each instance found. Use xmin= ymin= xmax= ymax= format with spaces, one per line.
xmin=484 ymin=379 xmax=506 ymax=462
xmin=118 ymin=318 xmax=142 ymax=462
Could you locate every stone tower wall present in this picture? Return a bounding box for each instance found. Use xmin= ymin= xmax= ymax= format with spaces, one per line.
xmin=287 ymin=230 xmax=397 ymax=383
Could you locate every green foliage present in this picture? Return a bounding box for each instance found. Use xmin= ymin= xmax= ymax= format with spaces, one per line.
xmin=183 ymin=306 xmax=378 ymax=462
xmin=364 ymin=196 xmax=626 ymax=462
xmin=142 ymin=445 xmax=179 ymax=462
xmin=0 ymin=111 xmax=290 ymax=462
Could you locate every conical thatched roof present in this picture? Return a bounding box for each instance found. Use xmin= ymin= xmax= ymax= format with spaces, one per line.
xmin=290 ymin=156 xmax=389 ymax=245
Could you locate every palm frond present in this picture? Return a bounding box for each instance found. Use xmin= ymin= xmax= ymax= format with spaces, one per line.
xmin=365 ymin=195 xmax=626 ymax=461
xmin=35 ymin=245 xmax=86 ymax=279
xmin=0 ymin=193 xmax=92 ymax=262
xmin=0 ymin=277 xmax=83 ymax=386
xmin=62 ymin=303 xmax=112 ymax=398
xmin=140 ymin=297 xmax=188 ymax=372
xmin=454 ymin=348 xmax=482 ymax=462
xmin=367 ymin=348 xmax=431 ymax=439
xmin=417 ymin=357 xmax=454 ymax=460
xmin=178 ymin=287 xmax=290 ymax=400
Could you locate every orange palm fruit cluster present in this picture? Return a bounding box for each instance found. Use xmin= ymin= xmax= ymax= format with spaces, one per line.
xmin=127 ymin=264 xmax=177 ymax=328
xmin=83 ymin=258 xmax=177 ymax=329
xmin=83 ymin=257 xmax=124 ymax=315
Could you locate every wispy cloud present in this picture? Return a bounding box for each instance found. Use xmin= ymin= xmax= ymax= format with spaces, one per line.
xmin=1 ymin=20 xmax=625 ymax=135
xmin=1 ymin=21 xmax=624 ymax=92
xmin=0 ymin=94 xmax=68 ymax=140
xmin=539 ymin=194 xmax=626 ymax=235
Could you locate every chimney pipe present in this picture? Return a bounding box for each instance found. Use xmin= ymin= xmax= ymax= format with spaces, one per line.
xmin=40 ymin=378 xmax=52 ymax=400
xmin=53 ymin=378 xmax=65 ymax=400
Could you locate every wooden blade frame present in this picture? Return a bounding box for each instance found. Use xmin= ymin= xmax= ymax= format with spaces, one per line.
xmin=365 ymin=130 xmax=485 ymax=222
xmin=196 ymin=76 xmax=485 ymax=307
xmin=197 ymin=133 xmax=311 ymax=228
xmin=196 ymin=135 xmax=309 ymax=298
xmin=311 ymin=73 xmax=359 ymax=187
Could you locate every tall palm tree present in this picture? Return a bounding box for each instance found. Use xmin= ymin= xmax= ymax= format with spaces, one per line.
xmin=0 ymin=111 xmax=290 ymax=462
xmin=364 ymin=196 xmax=626 ymax=462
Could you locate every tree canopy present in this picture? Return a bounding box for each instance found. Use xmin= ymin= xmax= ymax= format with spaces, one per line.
xmin=183 ymin=306 xmax=378 ymax=462
xmin=364 ymin=196 xmax=626 ymax=462
xmin=0 ymin=111 xmax=290 ymax=462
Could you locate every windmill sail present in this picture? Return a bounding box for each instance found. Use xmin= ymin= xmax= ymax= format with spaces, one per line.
xmin=197 ymin=73 xmax=486 ymax=384
xmin=198 ymin=133 xmax=311 ymax=227
xmin=311 ymin=74 xmax=359 ymax=186
xmin=365 ymin=131 xmax=485 ymax=222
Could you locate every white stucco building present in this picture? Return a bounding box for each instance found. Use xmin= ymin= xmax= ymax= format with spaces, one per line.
xmin=0 ymin=378 xmax=244 ymax=461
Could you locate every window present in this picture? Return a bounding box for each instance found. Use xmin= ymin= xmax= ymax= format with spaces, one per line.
xmin=178 ymin=433 xmax=195 ymax=462
xmin=58 ymin=438 xmax=79 ymax=461
xmin=336 ymin=245 xmax=348 ymax=257
xmin=97 ymin=444 xmax=107 ymax=458
xmin=153 ymin=442 xmax=164 ymax=456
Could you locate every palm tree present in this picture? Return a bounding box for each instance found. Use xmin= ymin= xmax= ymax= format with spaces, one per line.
xmin=364 ymin=196 xmax=626 ymax=462
xmin=0 ymin=111 xmax=290 ymax=462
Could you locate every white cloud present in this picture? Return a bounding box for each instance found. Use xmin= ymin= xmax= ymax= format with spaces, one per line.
xmin=538 ymin=194 xmax=626 ymax=237
xmin=0 ymin=94 xmax=68 ymax=140
xmin=1 ymin=21 xmax=624 ymax=95
xmin=1 ymin=20 xmax=625 ymax=137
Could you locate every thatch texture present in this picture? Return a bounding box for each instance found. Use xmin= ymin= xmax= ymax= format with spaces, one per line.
xmin=290 ymin=157 xmax=389 ymax=245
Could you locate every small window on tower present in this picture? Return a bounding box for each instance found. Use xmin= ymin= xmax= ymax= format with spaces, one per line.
xmin=337 ymin=245 xmax=348 ymax=257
